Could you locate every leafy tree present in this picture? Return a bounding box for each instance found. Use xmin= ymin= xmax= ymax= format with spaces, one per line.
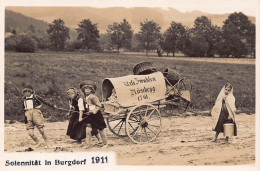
xmin=130 ymin=34 xmax=143 ymax=52
xmin=221 ymin=12 xmax=255 ymax=57
xmin=193 ymin=16 xmax=216 ymax=57
xmin=160 ymin=38 xmax=171 ymax=56
xmin=99 ymin=33 xmax=112 ymax=52
xmin=107 ymin=19 xmax=133 ymax=55
xmin=34 ymin=36 xmax=50 ymax=50
xmin=156 ymin=39 xmax=165 ymax=57
xmin=182 ymin=28 xmax=209 ymax=57
xmin=162 ymin=22 xmax=186 ymax=57
xmin=137 ymin=19 xmax=162 ymax=57
xmin=221 ymin=22 xmax=247 ymax=57
xmin=210 ymin=26 xmax=226 ymax=57
xmin=47 ymin=19 xmax=70 ymax=51
xmin=76 ymin=19 xmax=100 ymax=52
xmin=182 ymin=16 xmax=224 ymax=57
xmin=247 ymin=23 xmax=255 ymax=58
xmin=15 ymin=35 xmax=37 ymax=53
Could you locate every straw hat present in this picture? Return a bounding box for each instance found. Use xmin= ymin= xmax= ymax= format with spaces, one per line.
xmin=79 ymin=80 xmax=97 ymax=92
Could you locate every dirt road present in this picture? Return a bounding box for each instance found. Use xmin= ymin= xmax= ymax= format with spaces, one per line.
xmin=4 ymin=113 xmax=255 ymax=165
xmin=122 ymin=52 xmax=255 ymax=65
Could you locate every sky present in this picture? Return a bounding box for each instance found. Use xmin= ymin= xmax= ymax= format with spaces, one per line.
xmin=1 ymin=0 xmax=258 ymax=16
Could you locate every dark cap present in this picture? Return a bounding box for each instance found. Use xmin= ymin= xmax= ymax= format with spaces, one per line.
xmin=22 ymin=83 xmax=34 ymax=93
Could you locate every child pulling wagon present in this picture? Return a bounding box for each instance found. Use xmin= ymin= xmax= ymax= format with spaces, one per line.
xmin=22 ymin=83 xmax=57 ymax=147
xmin=66 ymin=87 xmax=87 ymax=143
xmin=78 ymin=80 xmax=108 ymax=148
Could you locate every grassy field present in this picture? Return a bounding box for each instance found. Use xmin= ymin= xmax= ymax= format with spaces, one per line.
xmin=4 ymin=52 xmax=255 ymax=121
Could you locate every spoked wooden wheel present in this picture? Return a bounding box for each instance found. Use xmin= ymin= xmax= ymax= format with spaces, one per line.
xmin=106 ymin=115 xmax=127 ymax=137
xmin=126 ymin=104 xmax=162 ymax=143
xmin=176 ymin=79 xmax=191 ymax=114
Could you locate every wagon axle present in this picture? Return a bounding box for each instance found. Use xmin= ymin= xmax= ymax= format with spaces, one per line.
xmin=140 ymin=120 xmax=148 ymax=128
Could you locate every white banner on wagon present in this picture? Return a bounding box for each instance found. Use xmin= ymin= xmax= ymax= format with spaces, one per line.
xmin=102 ymin=72 xmax=167 ymax=107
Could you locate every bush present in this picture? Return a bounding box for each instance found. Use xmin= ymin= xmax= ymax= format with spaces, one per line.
xmin=15 ymin=35 xmax=37 ymax=53
xmin=34 ymin=36 xmax=50 ymax=50
xmin=65 ymin=40 xmax=83 ymax=51
xmin=5 ymin=36 xmax=17 ymax=51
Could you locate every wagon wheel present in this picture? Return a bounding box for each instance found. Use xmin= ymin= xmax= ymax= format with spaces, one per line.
xmin=126 ymin=104 xmax=162 ymax=143
xmin=176 ymin=79 xmax=191 ymax=114
xmin=106 ymin=115 xmax=127 ymax=137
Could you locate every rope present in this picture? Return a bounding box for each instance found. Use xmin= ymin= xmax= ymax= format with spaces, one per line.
xmin=56 ymin=107 xmax=96 ymax=116
xmin=56 ymin=107 xmax=80 ymax=113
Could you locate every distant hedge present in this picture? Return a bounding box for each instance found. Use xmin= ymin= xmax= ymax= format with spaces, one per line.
xmin=15 ymin=35 xmax=37 ymax=53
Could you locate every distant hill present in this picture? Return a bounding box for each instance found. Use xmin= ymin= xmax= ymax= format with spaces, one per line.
xmin=5 ymin=10 xmax=78 ymax=40
xmin=5 ymin=7 xmax=255 ymax=34
xmin=5 ymin=10 xmax=49 ymax=33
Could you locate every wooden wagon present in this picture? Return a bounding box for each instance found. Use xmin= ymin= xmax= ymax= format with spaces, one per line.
xmin=101 ymin=71 xmax=191 ymax=143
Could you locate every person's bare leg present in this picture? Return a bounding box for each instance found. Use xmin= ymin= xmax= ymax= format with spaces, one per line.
xmin=85 ymin=127 xmax=92 ymax=148
xmin=225 ymin=136 xmax=229 ymax=143
xmin=212 ymin=132 xmax=219 ymax=142
xmin=100 ymin=129 xmax=108 ymax=147
xmin=38 ymin=127 xmax=50 ymax=147
xmin=95 ymin=133 xmax=103 ymax=146
xmin=28 ymin=129 xmax=39 ymax=144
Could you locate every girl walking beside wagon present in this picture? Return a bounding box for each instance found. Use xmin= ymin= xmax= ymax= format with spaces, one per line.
xmin=211 ymin=83 xmax=237 ymax=143
xmin=78 ymin=80 xmax=108 ymax=148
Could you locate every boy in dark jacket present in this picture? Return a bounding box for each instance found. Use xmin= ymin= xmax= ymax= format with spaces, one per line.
xmin=22 ymin=83 xmax=57 ymax=147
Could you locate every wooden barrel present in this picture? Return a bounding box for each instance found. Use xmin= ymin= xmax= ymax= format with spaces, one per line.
xmin=224 ymin=123 xmax=234 ymax=137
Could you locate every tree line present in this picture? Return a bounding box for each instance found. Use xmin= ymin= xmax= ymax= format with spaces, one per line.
xmin=5 ymin=12 xmax=255 ymax=58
